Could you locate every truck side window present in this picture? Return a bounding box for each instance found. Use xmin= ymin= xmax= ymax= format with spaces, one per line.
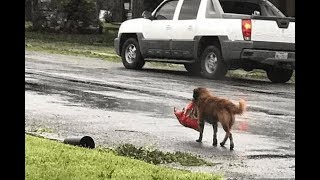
xmin=155 ymin=0 xmax=179 ymax=20
xmin=206 ymin=0 xmax=217 ymax=18
xmin=178 ymin=0 xmax=202 ymax=20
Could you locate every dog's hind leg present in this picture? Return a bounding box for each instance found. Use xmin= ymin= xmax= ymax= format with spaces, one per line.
xmin=228 ymin=115 xmax=235 ymax=150
xmin=220 ymin=131 xmax=229 ymax=147
xmin=220 ymin=123 xmax=230 ymax=147
xmin=229 ymin=133 xmax=234 ymax=150
xmin=212 ymin=122 xmax=218 ymax=146
xmin=220 ymin=128 xmax=234 ymax=150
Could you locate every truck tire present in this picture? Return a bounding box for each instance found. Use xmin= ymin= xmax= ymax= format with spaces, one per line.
xmin=200 ymin=45 xmax=227 ymax=79
xmin=184 ymin=62 xmax=201 ymax=75
xmin=121 ymin=38 xmax=145 ymax=69
xmin=266 ymin=68 xmax=293 ymax=83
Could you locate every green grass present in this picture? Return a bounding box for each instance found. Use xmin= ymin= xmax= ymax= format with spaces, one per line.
xmin=25 ymin=38 xmax=119 ymax=62
xmin=25 ymin=22 xmax=120 ymax=62
xmin=26 ymin=135 xmax=222 ymax=180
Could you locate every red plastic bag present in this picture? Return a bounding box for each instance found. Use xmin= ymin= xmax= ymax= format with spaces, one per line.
xmin=174 ymin=102 xmax=199 ymax=132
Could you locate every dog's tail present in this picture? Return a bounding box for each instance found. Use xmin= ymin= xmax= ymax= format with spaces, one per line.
xmin=233 ymin=99 xmax=247 ymax=115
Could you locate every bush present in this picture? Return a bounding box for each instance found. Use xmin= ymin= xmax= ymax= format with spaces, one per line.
xmin=32 ymin=0 xmax=102 ymax=34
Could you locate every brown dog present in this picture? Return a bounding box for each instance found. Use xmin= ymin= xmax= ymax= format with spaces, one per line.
xmin=192 ymin=87 xmax=246 ymax=150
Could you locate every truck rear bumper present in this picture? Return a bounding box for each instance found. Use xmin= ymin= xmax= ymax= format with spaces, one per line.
xmin=220 ymin=40 xmax=295 ymax=69
xmin=241 ymin=49 xmax=295 ymax=69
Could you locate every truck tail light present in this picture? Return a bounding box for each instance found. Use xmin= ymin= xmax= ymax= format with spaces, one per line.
xmin=242 ymin=19 xmax=252 ymax=41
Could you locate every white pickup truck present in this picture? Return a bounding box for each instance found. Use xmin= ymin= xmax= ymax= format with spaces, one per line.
xmin=114 ymin=0 xmax=295 ymax=83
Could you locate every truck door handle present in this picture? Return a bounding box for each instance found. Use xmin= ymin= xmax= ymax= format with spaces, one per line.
xmin=166 ymin=25 xmax=171 ymax=30
xmin=187 ymin=25 xmax=193 ymax=30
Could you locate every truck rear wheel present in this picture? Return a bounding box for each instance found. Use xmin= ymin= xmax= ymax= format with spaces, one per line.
xmin=121 ymin=38 xmax=145 ymax=69
xmin=266 ymin=68 xmax=293 ymax=83
xmin=200 ymin=45 xmax=227 ymax=79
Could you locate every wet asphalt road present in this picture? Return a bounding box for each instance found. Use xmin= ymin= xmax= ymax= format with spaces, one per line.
xmin=25 ymin=51 xmax=295 ymax=179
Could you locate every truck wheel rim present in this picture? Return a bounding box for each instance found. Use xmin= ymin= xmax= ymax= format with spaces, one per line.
xmin=205 ymin=52 xmax=218 ymax=73
xmin=125 ymin=44 xmax=136 ymax=63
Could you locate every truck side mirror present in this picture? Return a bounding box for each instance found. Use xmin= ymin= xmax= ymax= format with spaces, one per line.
xmin=142 ymin=10 xmax=153 ymax=20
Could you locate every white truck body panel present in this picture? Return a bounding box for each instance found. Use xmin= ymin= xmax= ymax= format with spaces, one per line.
xmin=196 ymin=19 xmax=243 ymax=41
xmin=251 ymin=19 xmax=295 ymax=43
xmin=171 ymin=20 xmax=197 ymax=40
xmin=118 ymin=18 xmax=146 ymax=35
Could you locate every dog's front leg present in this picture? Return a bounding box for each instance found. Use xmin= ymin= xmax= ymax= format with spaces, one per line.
xmin=196 ymin=114 xmax=204 ymax=142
